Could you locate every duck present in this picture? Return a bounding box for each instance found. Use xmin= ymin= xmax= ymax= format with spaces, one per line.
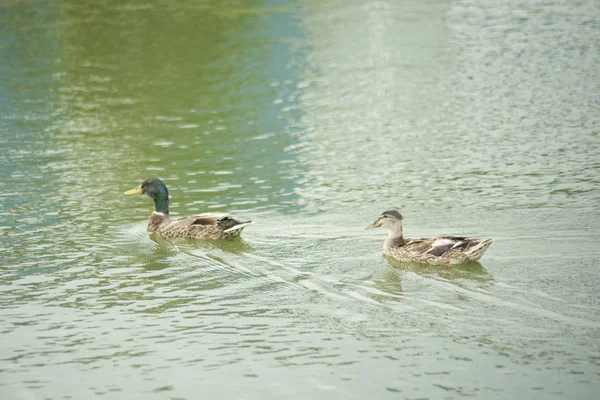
xmin=124 ymin=178 xmax=251 ymax=240
xmin=366 ymin=210 xmax=493 ymax=265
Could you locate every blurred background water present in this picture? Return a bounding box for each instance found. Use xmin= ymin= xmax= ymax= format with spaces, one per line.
xmin=1 ymin=0 xmax=599 ymax=399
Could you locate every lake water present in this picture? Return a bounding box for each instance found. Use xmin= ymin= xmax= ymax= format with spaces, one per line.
xmin=1 ymin=0 xmax=599 ymax=399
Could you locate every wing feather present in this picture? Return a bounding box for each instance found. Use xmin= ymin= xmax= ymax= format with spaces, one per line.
xmin=191 ymin=217 xmax=218 ymax=226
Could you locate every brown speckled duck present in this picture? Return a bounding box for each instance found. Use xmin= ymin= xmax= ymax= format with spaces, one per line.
xmin=366 ymin=210 xmax=493 ymax=265
xmin=124 ymin=178 xmax=251 ymax=240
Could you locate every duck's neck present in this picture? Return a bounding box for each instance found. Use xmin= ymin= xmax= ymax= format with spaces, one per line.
xmin=152 ymin=187 xmax=169 ymax=215
xmin=384 ymin=221 xmax=405 ymax=247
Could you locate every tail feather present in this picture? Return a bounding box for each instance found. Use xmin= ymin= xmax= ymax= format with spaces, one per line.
xmin=465 ymin=239 xmax=494 ymax=261
xmin=223 ymin=220 xmax=252 ymax=233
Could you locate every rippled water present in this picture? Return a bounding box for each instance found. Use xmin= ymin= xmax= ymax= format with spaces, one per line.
xmin=1 ymin=0 xmax=599 ymax=399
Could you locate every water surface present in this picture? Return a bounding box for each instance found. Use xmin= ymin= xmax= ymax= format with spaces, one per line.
xmin=1 ymin=0 xmax=599 ymax=399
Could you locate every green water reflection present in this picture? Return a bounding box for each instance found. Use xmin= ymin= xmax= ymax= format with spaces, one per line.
xmin=1 ymin=0 xmax=599 ymax=399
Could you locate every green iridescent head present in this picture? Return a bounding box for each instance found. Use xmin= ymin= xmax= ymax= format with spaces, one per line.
xmin=124 ymin=178 xmax=170 ymax=214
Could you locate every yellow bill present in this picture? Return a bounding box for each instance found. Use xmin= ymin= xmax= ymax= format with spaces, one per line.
xmin=124 ymin=185 xmax=143 ymax=196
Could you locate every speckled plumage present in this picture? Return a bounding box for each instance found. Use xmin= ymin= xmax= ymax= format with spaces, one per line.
xmin=148 ymin=212 xmax=250 ymax=240
xmin=367 ymin=210 xmax=493 ymax=265
xmin=124 ymin=178 xmax=250 ymax=240
xmin=382 ymin=235 xmax=494 ymax=265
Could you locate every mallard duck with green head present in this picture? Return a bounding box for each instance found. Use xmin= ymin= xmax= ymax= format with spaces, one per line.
xmin=124 ymin=178 xmax=251 ymax=240
xmin=366 ymin=210 xmax=493 ymax=265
